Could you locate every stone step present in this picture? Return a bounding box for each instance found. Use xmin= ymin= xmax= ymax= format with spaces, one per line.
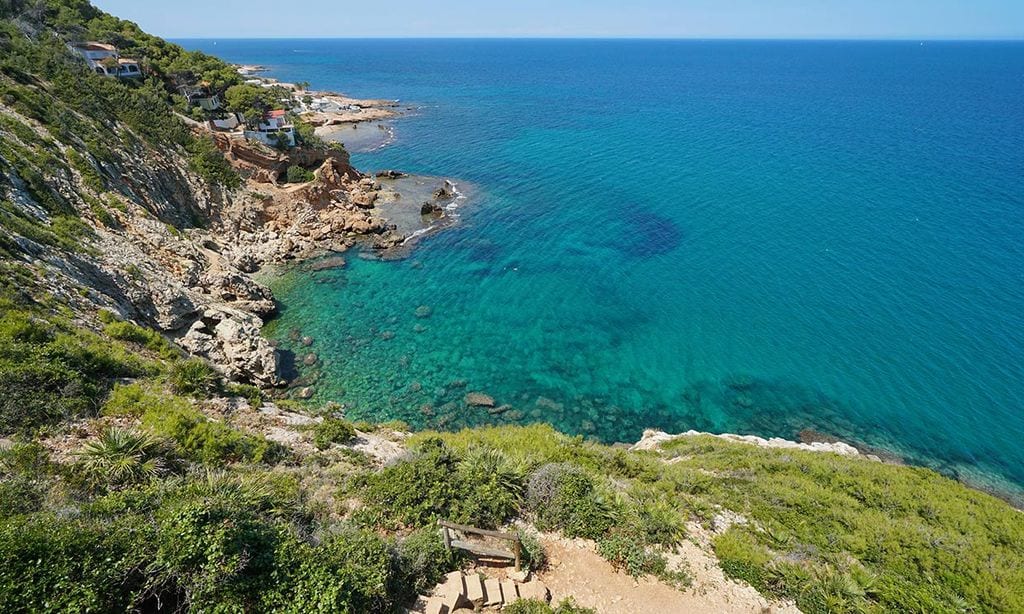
xmin=424 ymin=596 xmax=445 ymax=614
xmin=464 ymin=573 xmax=485 ymax=607
xmin=501 ymin=579 xmax=519 ymax=605
xmin=483 ymin=578 xmax=503 ymax=607
xmin=516 ymin=580 xmax=550 ymax=604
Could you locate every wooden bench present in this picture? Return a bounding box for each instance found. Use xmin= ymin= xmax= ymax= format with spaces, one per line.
xmin=439 ymin=520 xmax=522 ymax=571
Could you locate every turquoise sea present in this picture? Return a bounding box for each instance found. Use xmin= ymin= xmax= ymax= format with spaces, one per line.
xmin=181 ymin=39 xmax=1024 ymax=499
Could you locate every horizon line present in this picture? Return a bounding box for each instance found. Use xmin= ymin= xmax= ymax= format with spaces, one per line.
xmin=169 ymin=35 xmax=1024 ymax=42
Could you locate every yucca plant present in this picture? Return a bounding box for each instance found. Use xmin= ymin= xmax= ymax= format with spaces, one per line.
xmin=459 ymin=446 xmax=526 ymax=498
xmin=78 ymin=427 xmax=177 ymax=486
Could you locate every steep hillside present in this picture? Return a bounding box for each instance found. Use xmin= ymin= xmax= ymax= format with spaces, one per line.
xmin=0 ymin=0 xmax=402 ymax=388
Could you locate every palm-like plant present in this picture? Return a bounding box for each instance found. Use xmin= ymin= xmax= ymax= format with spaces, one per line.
xmin=79 ymin=427 xmax=176 ymax=485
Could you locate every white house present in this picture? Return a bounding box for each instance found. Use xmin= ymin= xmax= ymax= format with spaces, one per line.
xmin=197 ymin=94 xmax=221 ymax=111
xmin=243 ymin=109 xmax=296 ymax=147
xmin=116 ymin=58 xmax=142 ymax=78
xmin=68 ymin=42 xmax=141 ymax=78
xmin=178 ymin=85 xmax=221 ymax=111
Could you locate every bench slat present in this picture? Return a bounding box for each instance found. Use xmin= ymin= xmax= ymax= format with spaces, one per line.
xmin=449 ymin=539 xmax=515 ymax=560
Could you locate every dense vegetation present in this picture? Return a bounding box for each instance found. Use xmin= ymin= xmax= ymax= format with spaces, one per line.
xmin=0 ymin=290 xmax=460 ymax=611
xmin=400 ymin=426 xmax=1024 ymax=613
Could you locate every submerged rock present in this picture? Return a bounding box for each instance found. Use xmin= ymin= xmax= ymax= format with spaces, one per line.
xmin=306 ymin=256 xmax=346 ymax=272
xmin=414 ymin=305 xmax=433 ymax=318
xmin=465 ymin=392 xmax=496 ymax=407
xmin=302 ymin=353 xmax=318 ymax=366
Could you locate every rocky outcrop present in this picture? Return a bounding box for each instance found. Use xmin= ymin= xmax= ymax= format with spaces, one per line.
xmin=212 ymin=133 xmax=358 ymax=183
xmin=178 ymin=307 xmax=280 ymax=385
xmin=631 ymin=428 xmax=861 ymax=456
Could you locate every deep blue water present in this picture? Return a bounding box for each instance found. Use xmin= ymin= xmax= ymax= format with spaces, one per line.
xmin=180 ymin=39 xmax=1024 ymax=498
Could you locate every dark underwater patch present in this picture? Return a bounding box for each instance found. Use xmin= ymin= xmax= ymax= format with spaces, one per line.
xmin=610 ymin=209 xmax=684 ymax=258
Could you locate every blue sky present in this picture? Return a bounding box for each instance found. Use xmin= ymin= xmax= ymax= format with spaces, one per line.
xmin=92 ymin=0 xmax=1024 ymax=39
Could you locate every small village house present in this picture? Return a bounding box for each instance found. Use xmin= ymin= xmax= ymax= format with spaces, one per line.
xmin=178 ymin=84 xmax=222 ymax=112
xmin=68 ymin=42 xmax=141 ymax=78
xmin=243 ymin=109 xmax=296 ymax=147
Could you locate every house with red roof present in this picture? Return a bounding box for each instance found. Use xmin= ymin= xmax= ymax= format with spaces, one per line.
xmin=244 ymin=109 xmax=296 ymax=147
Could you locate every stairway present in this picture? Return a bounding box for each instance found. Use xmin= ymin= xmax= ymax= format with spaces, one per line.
xmin=423 ymin=571 xmax=551 ymax=613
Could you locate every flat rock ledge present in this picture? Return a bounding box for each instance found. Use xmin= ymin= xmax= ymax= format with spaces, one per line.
xmin=631 ymin=428 xmax=860 ymax=457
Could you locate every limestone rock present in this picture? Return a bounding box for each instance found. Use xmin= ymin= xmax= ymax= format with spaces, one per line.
xmin=178 ymin=308 xmax=279 ymax=386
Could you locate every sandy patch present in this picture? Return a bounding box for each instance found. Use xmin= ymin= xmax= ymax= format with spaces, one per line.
xmin=537 ymin=532 xmax=799 ymax=614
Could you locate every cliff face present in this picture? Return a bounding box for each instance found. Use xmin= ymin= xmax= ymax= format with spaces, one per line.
xmin=0 ymin=6 xmax=396 ymax=386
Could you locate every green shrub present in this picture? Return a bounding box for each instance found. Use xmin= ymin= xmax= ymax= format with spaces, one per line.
xmin=0 ymin=358 xmax=93 ymax=433
xmin=0 ymin=513 xmax=154 ymax=613
xmin=101 ymin=381 xmax=190 ymax=418
xmin=505 ymin=599 xmax=552 ymax=614
xmin=451 ymin=446 xmax=524 ymax=528
xmin=187 ymin=135 xmax=240 ymax=189
xmin=312 ymin=417 xmax=356 ymax=450
xmin=357 ymin=438 xmax=461 ymax=528
xmin=0 ymin=442 xmax=50 ymax=518
xmin=78 ymin=427 xmax=179 ymax=487
xmin=625 ymin=491 xmax=687 ymax=548
xmin=394 ymin=527 xmax=457 ymax=599
xmin=0 ymin=307 xmax=158 ymax=433
xmin=358 ymin=439 xmax=525 ymax=529
xmin=505 ymin=598 xmax=596 ymax=614
xmin=0 ymin=478 xmax=44 ymax=518
xmin=526 ymin=463 xmax=615 ymax=540
xmin=226 ymin=382 xmax=263 ymax=408
xmin=155 ymin=497 xmax=282 ymax=609
xmin=596 ymin=529 xmax=667 ymax=578
xmin=142 ymin=404 xmax=285 ymax=465
xmin=518 ymin=530 xmax=547 ymax=571
xmin=67 ymin=149 xmax=104 ymax=191
xmin=103 ymin=319 xmax=179 ymax=359
xmin=285 ymin=165 xmax=315 ymax=184
xmin=286 ymin=526 xmax=399 ymax=613
xmin=168 ymin=358 xmax=219 ymax=396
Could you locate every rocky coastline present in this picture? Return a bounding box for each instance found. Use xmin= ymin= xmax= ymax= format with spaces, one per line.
xmin=33 ymin=106 xmax=461 ymax=390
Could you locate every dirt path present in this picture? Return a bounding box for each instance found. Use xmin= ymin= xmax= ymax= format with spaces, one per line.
xmin=537 ymin=534 xmax=800 ymax=614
